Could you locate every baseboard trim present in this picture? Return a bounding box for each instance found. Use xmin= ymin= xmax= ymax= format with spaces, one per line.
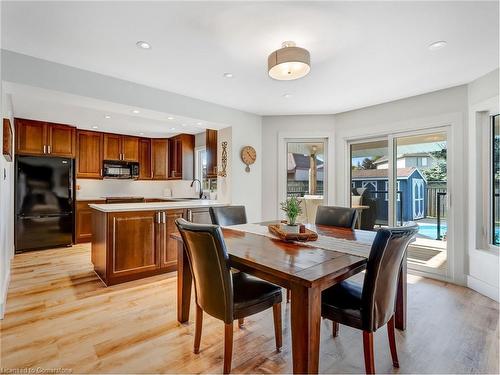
xmin=467 ymin=275 xmax=499 ymax=302
xmin=0 ymin=267 xmax=11 ymax=320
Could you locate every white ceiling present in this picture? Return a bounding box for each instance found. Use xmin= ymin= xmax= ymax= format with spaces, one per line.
xmin=2 ymin=1 xmax=499 ymax=116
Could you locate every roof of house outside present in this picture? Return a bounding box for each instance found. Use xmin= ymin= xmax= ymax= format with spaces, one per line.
xmin=373 ymin=153 xmax=432 ymax=165
xmin=351 ymin=167 xmax=423 ymax=180
xmin=288 ymin=153 xmax=324 ymax=172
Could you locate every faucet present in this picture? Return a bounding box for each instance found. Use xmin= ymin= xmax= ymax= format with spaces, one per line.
xmin=190 ymin=179 xmax=204 ymax=199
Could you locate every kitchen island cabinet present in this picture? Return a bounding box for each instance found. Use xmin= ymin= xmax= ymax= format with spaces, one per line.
xmin=90 ymin=200 xmax=225 ymax=286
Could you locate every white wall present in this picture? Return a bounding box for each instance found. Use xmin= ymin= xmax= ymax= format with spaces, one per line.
xmin=467 ymin=69 xmax=499 ymax=301
xmin=261 ymin=115 xmax=335 ymax=220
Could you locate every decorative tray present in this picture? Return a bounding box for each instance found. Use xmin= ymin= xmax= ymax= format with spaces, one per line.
xmin=267 ymin=224 xmax=318 ymax=242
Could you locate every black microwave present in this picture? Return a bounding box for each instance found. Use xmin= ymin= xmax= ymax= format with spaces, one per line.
xmin=103 ymin=161 xmax=139 ymax=179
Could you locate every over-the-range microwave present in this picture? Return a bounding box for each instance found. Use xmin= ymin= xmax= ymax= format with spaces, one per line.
xmin=102 ymin=160 xmax=139 ymax=179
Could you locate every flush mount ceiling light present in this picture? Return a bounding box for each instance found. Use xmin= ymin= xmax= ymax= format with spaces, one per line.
xmin=136 ymin=41 xmax=151 ymax=50
xmin=428 ymin=40 xmax=447 ymax=51
xmin=268 ymin=41 xmax=310 ymax=81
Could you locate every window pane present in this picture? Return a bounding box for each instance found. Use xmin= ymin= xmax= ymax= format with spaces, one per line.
xmin=493 ymin=115 xmax=499 ymax=246
xmin=286 ymin=142 xmax=324 ymax=199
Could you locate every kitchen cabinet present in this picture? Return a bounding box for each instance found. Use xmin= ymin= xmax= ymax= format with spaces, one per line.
xmin=15 ymin=118 xmax=76 ymax=158
xmin=151 ymin=139 xmax=168 ymax=180
xmin=168 ymin=134 xmax=194 ymax=180
xmin=76 ymin=130 xmax=103 ymax=179
xmin=103 ymin=133 xmax=139 ymax=162
xmin=159 ymin=209 xmax=184 ymax=269
xmin=206 ymin=129 xmax=218 ymax=178
xmin=75 ymin=200 xmax=105 ymax=243
xmin=138 ymin=138 xmax=152 ymax=179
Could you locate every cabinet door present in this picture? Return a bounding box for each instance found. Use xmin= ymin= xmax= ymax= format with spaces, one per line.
xmin=122 ymin=136 xmax=139 ymax=162
xmin=76 ymin=130 xmax=103 ymax=178
xmin=75 ymin=200 xmax=105 ymax=243
xmin=168 ymin=137 xmax=181 ymax=179
xmin=151 ymin=139 xmax=168 ymax=180
xmin=138 ymin=138 xmax=152 ymax=180
xmin=47 ymin=124 xmax=76 ymax=157
xmin=206 ymin=129 xmax=218 ymax=178
xmin=15 ymin=118 xmax=47 ymax=156
xmin=185 ymin=208 xmax=212 ymax=224
xmin=108 ymin=211 xmax=160 ymax=278
xmin=103 ymin=133 xmax=122 ymax=161
xmin=180 ymin=134 xmax=194 ymax=180
xmin=160 ymin=209 xmax=184 ymax=269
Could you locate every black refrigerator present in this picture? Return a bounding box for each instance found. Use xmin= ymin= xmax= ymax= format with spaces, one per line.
xmin=15 ymin=156 xmax=74 ymax=252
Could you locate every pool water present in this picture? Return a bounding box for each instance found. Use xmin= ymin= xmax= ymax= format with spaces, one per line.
xmin=417 ymin=223 xmax=447 ymax=239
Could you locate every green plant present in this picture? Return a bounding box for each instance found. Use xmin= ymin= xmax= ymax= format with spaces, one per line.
xmin=280 ymin=197 xmax=302 ymax=225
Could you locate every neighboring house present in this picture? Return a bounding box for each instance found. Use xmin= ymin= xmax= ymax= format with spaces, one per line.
xmin=374 ymin=153 xmax=436 ymax=170
xmin=351 ymin=167 xmax=427 ymax=223
xmin=287 ymin=153 xmax=324 ymax=196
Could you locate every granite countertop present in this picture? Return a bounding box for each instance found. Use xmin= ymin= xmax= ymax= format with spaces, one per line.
xmin=89 ymin=200 xmax=226 ymax=212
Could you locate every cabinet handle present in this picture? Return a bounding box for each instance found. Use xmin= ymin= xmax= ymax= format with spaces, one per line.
xmin=48 ymin=145 xmax=51 ymax=154
xmin=156 ymin=212 xmax=160 ymax=224
xmin=43 ymin=145 xmax=47 ymax=154
xmin=162 ymin=212 xmax=166 ymax=224
xmin=100 ymin=169 xmax=103 ymax=177
xmin=187 ymin=209 xmax=193 ymax=222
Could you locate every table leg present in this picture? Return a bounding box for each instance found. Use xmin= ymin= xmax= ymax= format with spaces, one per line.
xmin=395 ymin=254 xmax=407 ymax=330
xmin=290 ymin=283 xmax=321 ymax=374
xmin=177 ymin=241 xmax=192 ymax=323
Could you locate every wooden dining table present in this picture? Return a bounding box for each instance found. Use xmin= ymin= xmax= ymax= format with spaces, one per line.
xmin=172 ymin=222 xmax=407 ymax=374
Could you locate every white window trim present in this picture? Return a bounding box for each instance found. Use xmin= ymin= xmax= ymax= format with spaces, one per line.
xmin=194 ymin=146 xmax=206 ymax=182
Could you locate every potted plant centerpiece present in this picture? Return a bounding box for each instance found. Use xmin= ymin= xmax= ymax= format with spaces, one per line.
xmin=280 ymin=197 xmax=302 ymax=233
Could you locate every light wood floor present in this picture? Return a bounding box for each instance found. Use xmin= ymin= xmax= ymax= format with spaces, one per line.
xmin=1 ymin=244 xmax=498 ymax=374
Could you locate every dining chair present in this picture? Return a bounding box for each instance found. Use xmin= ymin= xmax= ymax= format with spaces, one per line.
xmin=209 ymin=205 xmax=247 ymax=226
xmin=321 ymin=223 xmax=418 ymax=374
xmin=315 ymin=205 xmax=358 ymax=229
xmin=175 ymin=218 xmax=283 ymax=374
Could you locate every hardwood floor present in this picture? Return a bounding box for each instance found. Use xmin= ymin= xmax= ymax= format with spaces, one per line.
xmin=1 ymin=244 xmax=498 ymax=374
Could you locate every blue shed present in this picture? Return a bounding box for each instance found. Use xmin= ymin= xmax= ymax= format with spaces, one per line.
xmin=351 ymin=167 xmax=427 ymax=224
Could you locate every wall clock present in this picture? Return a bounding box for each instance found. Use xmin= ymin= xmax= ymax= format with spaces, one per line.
xmin=240 ymin=145 xmax=256 ymax=172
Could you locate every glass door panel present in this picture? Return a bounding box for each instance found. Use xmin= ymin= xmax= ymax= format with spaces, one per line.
xmin=349 ymin=140 xmax=389 ymax=231
xmin=393 ymin=132 xmax=448 ymax=275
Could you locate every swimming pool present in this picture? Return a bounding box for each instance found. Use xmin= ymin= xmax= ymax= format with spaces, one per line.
xmin=417 ymin=223 xmax=447 ymax=239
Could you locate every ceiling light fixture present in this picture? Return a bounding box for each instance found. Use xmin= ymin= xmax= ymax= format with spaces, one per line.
xmin=104 ymin=115 xmax=111 ymax=119
xmin=196 ymin=122 xmax=203 ymax=126
xmin=136 ymin=41 xmax=151 ymax=50
xmin=268 ymin=41 xmax=310 ymax=81
xmin=428 ymin=40 xmax=447 ymax=51
xmin=283 ymin=93 xmax=292 ymax=99
xmin=139 ymin=132 xmax=144 ymax=135
xmin=132 ymin=109 xmax=140 ymax=114
xmin=170 ymin=127 xmax=176 ymax=131
xmin=167 ymin=116 xmax=174 ymax=120
xmin=92 ymin=126 xmax=99 ymax=129
xmin=223 ymin=73 xmax=233 ymax=78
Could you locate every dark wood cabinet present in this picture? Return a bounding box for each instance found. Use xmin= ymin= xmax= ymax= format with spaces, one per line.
xmin=103 ymin=134 xmax=139 ymax=162
xmin=15 ymin=118 xmax=76 ymax=157
xmin=138 ymin=138 xmax=152 ymax=180
xmin=168 ymin=134 xmax=194 ymax=180
xmin=76 ymin=130 xmax=103 ymax=179
xmin=160 ymin=209 xmax=184 ymax=269
xmin=206 ymin=129 xmax=218 ymax=178
xmin=152 ymin=139 xmax=168 ymax=180
xmin=75 ymin=200 xmax=105 ymax=243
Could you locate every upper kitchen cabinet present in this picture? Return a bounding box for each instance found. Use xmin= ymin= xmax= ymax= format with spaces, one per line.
xmin=103 ymin=133 xmax=139 ymax=162
xmin=151 ymin=139 xmax=168 ymax=180
xmin=138 ymin=138 xmax=152 ymax=180
xmin=15 ymin=118 xmax=76 ymax=158
xmin=206 ymin=129 xmax=218 ymax=178
xmin=76 ymin=130 xmax=103 ymax=179
xmin=168 ymin=134 xmax=194 ymax=180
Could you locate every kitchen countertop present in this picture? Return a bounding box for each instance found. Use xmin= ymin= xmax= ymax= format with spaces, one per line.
xmin=89 ymin=200 xmax=226 ymax=212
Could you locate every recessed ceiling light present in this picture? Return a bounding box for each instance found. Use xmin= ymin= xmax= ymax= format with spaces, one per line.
xmin=428 ymin=40 xmax=447 ymax=51
xmin=167 ymin=116 xmax=174 ymax=120
xmin=92 ymin=126 xmax=99 ymax=129
xmin=283 ymin=93 xmax=292 ymax=99
xmin=170 ymin=127 xmax=176 ymax=131
xmin=139 ymin=132 xmax=144 ymax=136
xmin=196 ymin=122 xmax=203 ymax=126
xmin=223 ymin=73 xmax=233 ymax=78
xmin=132 ymin=109 xmax=140 ymax=114
xmin=104 ymin=115 xmax=111 ymax=119
xmin=136 ymin=41 xmax=151 ymax=50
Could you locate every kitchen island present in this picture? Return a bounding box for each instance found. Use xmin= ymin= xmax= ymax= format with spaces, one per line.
xmin=89 ymin=200 xmax=226 ymax=286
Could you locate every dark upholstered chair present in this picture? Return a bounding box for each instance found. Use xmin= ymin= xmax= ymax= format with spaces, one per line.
xmin=321 ymin=223 xmax=418 ymax=374
xmin=210 ymin=205 xmax=247 ymax=226
xmin=175 ymin=218 xmax=282 ymax=374
xmin=315 ymin=205 xmax=358 ymax=229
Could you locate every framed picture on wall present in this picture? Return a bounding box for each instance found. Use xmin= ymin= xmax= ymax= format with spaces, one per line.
xmin=3 ymin=118 xmax=13 ymax=162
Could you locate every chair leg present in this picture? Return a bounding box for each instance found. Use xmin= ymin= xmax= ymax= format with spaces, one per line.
xmin=223 ymin=322 xmax=233 ymax=374
xmin=286 ymin=288 xmax=291 ymax=303
xmin=272 ymin=303 xmax=283 ymax=351
xmin=387 ymin=316 xmax=399 ymax=368
xmin=332 ymin=321 xmax=339 ymax=337
xmin=363 ymin=331 xmax=375 ymax=374
xmin=238 ymin=318 xmax=244 ymax=328
xmin=194 ymin=304 xmax=203 ymax=354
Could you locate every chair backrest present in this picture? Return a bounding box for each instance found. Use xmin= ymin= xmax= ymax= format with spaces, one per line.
xmin=175 ymin=218 xmax=234 ymax=323
xmin=209 ymin=205 xmax=247 ymax=226
xmin=361 ymin=223 xmax=418 ymax=331
xmin=315 ymin=205 xmax=358 ymax=229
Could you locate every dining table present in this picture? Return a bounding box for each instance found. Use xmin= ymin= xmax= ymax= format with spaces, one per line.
xmin=172 ymin=222 xmax=407 ymax=374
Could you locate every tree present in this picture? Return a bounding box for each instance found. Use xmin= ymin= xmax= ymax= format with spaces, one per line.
xmin=423 ymin=148 xmax=447 ymax=182
xmin=361 ymin=157 xmax=377 ymax=170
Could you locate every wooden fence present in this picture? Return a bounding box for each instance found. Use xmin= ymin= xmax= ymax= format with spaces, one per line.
xmin=426 ymin=183 xmax=447 ymax=218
